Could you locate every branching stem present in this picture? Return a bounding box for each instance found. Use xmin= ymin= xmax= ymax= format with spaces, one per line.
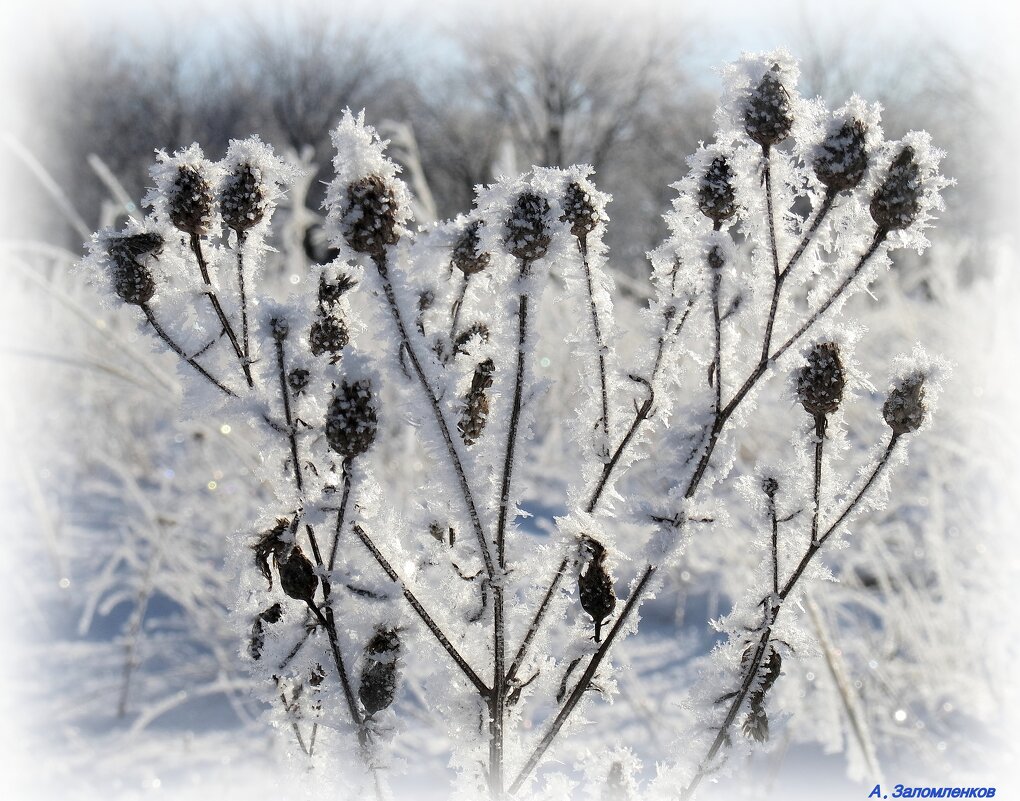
xmin=139 ymin=303 xmax=235 ymax=396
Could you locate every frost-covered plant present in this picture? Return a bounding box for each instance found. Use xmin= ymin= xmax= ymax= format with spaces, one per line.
xmin=80 ymin=51 xmax=950 ymax=800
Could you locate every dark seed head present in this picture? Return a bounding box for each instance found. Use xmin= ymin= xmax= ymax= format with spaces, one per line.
xmin=341 ymin=175 xmax=400 ymax=256
xmin=452 ymin=220 xmax=491 ymax=276
xmin=277 ymin=546 xmax=318 ymax=603
xmin=318 ymin=271 xmax=357 ymax=307
xmin=359 ymin=627 xmax=400 ymax=716
xmin=167 ymin=164 xmax=214 ymax=235
xmin=505 ymin=191 xmax=552 ymax=262
xmin=698 ymin=156 xmax=738 ymax=223
xmin=270 ymin=316 xmax=290 ymax=341
xmin=106 ymin=233 xmax=163 ymax=306
xmin=326 ymin=379 xmax=378 ymax=462
xmin=761 ymin=476 xmax=779 ymax=498
xmin=561 ymin=181 xmax=601 ymax=240
xmin=458 ymin=358 xmax=495 ymax=446
xmin=309 ymin=313 xmax=350 ymax=358
xmin=814 ymin=119 xmax=869 ymax=193
xmin=744 ymin=64 xmax=794 ymax=149
xmin=870 ymin=146 xmax=922 ymax=233
xmin=253 ymin=518 xmax=290 ymax=589
xmin=796 ymin=342 xmax=846 ymax=418
xmin=742 ymin=699 xmax=770 ymax=742
xmin=578 ymin=537 xmax=616 ymax=641
xmin=220 ymin=163 xmax=267 ymax=235
xmin=883 ymin=372 xmax=926 ymax=435
xmin=453 ymin=322 xmax=490 ymax=357
xmin=248 ymin=602 xmax=283 ymax=661
xmin=288 ymin=367 xmax=310 ymax=396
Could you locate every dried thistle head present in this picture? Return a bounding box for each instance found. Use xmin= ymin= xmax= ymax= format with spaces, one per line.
xmin=270 ymin=316 xmax=290 ymax=341
xmin=814 ymin=119 xmax=869 ymax=193
xmin=761 ymin=475 xmax=779 ymax=499
xmin=341 ymin=175 xmax=400 ymax=256
xmin=870 ymin=146 xmax=922 ymax=232
xmin=252 ymin=518 xmax=290 ymax=590
xmin=744 ymin=64 xmax=794 ymax=149
xmin=318 ymin=271 xmax=357 ymax=307
xmin=452 ymin=220 xmax=491 ymax=276
xmin=578 ymin=541 xmax=616 ymax=642
xmin=248 ymin=602 xmax=283 ymax=661
xmin=458 ymin=358 xmax=495 ymax=445
xmin=883 ymin=372 xmax=926 ymax=435
xmin=220 ymin=162 xmax=267 ymax=236
xmin=277 ymin=546 xmax=318 ymax=604
xmin=453 ymin=322 xmax=490 ymax=357
xmin=561 ymin=181 xmax=601 ymax=240
xmin=359 ymin=626 xmax=401 ymax=717
xmin=796 ymin=342 xmax=846 ymax=418
xmin=287 ymin=367 xmax=310 ymax=396
xmin=698 ymin=156 xmax=737 ymax=223
xmin=309 ymin=313 xmax=350 ymax=359
xmin=326 ymin=379 xmax=379 ymax=462
xmin=505 ymin=190 xmax=552 ymax=262
xmin=167 ymin=164 xmax=215 ymax=235
xmin=106 ymin=233 xmax=163 ymax=306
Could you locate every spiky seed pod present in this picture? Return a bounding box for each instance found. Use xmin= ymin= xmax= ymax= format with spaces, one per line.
xmin=883 ymin=373 xmax=926 ymax=435
xmin=740 ymin=646 xmax=782 ymax=742
xmin=578 ymin=536 xmax=616 ymax=642
xmin=248 ymin=602 xmax=283 ymax=661
xmin=318 ymin=271 xmax=357 ymax=307
xmin=112 ymin=259 xmax=156 ymax=306
xmin=742 ymin=699 xmax=770 ymax=743
xmin=270 ymin=316 xmax=290 ymax=341
xmin=814 ymin=119 xmax=869 ymax=193
xmin=325 ymin=379 xmax=379 ymax=462
xmin=453 ymin=322 xmax=490 ymax=356
xmin=309 ymin=312 xmax=350 ymax=358
xmin=107 ymin=232 xmax=164 ymax=262
xmin=870 ymin=146 xmax=922 ymax=232
xmin=359 ymin=627 xmax=400 ymax=717
xmin=505 ymin=191 xmax=552 ymax=262
xmin=561 ymin=181 xmax=601 ymax=240
xmin=341 ymin=175 xmax=400 ymax=256
xmin=761 ymin=476 xmax=779 ymax=498
xmin=458 ymin=358 xmax=494 ymax=445
xmin=452 ymin=220 xmax=491 ymax=276
xmin=106 ymin=233 xmax=163 ymax=306
xmin=277 ymin=546 xmax=318 ymax=604
xmin=698 ymin=156 xmax=738 ymax=223
xmin=287 ymin=367 xmax=310 ymax=396
xmin=253 ymin=518 xmax=290 ymax=589
xmin=796 ymin=342 xmax=846 ymax=418
xmin=220 ymin=163 xmax=267 ymax=235
xmin=744 ymin=65 xmax=794 ymax=148
xmin=167 ymin=164 xmax=215 ymax=235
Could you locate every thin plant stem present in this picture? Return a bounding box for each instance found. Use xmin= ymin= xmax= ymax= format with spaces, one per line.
xmin=449 ymin=272 xmax=469 ymax=344
xmin=680 ymin=434 xmax=899 ymax=799
xmin=189 ymin=233 xmax=253 ymax=387
xmin=506 ymin=299 xmax=694 ymax=689
xmin=512 ymin=224 xmax=889 ymax=793
xmin=236 ymin=232 xmax=250 ymax=366
xmin=329 ymin=467 xmax=354 ymax=572
xmin=139 ymin=303 xmax=235 ymax=396
xmin=576 ymin=235 xmax=610 ymax=438
xmin=353 ymin=523 xmax=490 ymax=696
xmin=811 ymin=415 xmax=826 ymax=546
xmin=372 ymin=251 xmax=494 ymax=581
xmin=768 ymin=490 xmax=779 ymax=598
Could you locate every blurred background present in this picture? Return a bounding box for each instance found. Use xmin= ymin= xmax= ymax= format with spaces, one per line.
xmin=1 ymin=1 xmax=1019 ymax=799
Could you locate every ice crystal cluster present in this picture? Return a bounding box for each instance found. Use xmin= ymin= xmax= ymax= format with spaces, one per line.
xmin=80 ymin=50 xmax=950 ymax=800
